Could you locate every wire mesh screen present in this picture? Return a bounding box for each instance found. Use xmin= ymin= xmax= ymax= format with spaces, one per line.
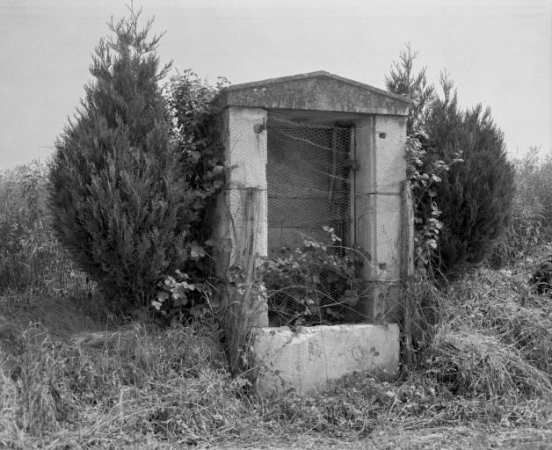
xmin=265 ymin=117 xmax=360 ymax=327
xmin=267 ymin=118 xmax=353 ymax=255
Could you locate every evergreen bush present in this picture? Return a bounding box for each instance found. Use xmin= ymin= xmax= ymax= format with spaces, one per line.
xmin=426 ymin=78 xmax=515 ymax=272
xmin=386 ymin=46 xmax=515 ymax=275
xmin=48 ymin=9 xmax=198 ymax=311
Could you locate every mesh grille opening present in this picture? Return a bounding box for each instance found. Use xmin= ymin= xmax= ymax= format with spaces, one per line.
xmin=267 ymin=118 xmax=353 ymax=255
xmin=265 ymin=118 xmax=361 ymax=326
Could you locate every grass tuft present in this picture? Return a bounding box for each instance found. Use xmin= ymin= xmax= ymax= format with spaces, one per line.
xmin=425 ymin=329 xmax=552 ymax=398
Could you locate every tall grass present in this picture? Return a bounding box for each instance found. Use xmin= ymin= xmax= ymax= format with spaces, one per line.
xmin=0 ymin=160 xmax=81 ymax=295
xmin=3 ymin=273 xmax=552 ymax=449
xmin=0 ymin=317 xmax=253 ymax=449
xmin=491 ymin=147 xmax=552 ymax=266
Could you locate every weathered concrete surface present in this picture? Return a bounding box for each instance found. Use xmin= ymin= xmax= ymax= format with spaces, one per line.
xmin=373 ymin=115 xmax=408 ymax=189
xmin=223 ymin=107 xmax=268 ymax=190
xmin=215 ymin=71 xmax=410 ymax=117
xmin=211 ymin=107 xmax=269 ymax=328
xmin=210 ymin=71 xmax=410 ymax=328
xmin=353 ymin=116 xmax=406 ymax=321
xmin=252 ymin=324 xmax=400 ymax=395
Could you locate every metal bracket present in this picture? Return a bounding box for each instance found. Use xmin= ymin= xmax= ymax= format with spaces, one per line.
xmin=343 ymin=159 xmax=360 ymax=171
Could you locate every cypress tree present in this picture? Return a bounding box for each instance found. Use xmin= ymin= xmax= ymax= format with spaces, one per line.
xmin=427 ymin=77 xmax=515 ymax=271
xmin=386 ymin=47 xmax=515 ymax=275
xmin=49 ymin=9 xmax=195 ymax=310
xmin=385 ymin=44 xmax=435 ymax=136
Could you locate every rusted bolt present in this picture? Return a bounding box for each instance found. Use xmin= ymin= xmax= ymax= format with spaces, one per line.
xmin=254 ymin=123 xmax=265 ymax=133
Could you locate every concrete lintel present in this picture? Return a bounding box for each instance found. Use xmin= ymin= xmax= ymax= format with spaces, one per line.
xmin=215 ymin=72 xmax=409 ymax=117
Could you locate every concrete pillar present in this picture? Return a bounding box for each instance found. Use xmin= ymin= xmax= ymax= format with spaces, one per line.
xmin=213 ymin=106 xmax=269 ymax=329
xmin=354 ymin=115 xmax=406 ymax=322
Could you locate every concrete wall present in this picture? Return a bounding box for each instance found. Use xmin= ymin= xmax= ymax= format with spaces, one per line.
xmin=253 ymin=324 xmax=400 ymax=395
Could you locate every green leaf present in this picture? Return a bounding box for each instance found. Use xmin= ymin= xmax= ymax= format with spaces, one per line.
xmin=157 ymin=291 xmax=170 ymax=302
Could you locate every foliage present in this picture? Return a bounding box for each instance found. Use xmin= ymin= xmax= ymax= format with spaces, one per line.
xmin=385 ymin=43 xmax=435 ymax=137
xmin=387 ymin=46 xmax=515 ymax=276
xmin=386 ymin=46 xmax=457 ymax=276
xmin=163 ymin=69 xmax=228 ymax=257
xmin=3 ymin=257 xmax=552 ymax=448
xmin=404 ymin=134 xmax=449 ymax=275
xmin=152 ymin=269 xmax=215 ymax=324
xmin=260 ymin=227 xmax=367 ymax=326
xmin=0 ymin=161 xmax=78 ymax=294
xmin=154 ymin=70 xmax=228 ymax=320
xmin=401 ymin=277 xmax=442 ymax=369
xmin=491 ymin=147 xmax=552 ymax=266
xmin=48 ymin=9 xmax=204 ymax=312
xmin=220 ymin=265 xmax=268 ymax=377
xmin=520 ymin=149 xmax=552 ymax=227
xmin=425 ymin=77 xmax=515 ymax=273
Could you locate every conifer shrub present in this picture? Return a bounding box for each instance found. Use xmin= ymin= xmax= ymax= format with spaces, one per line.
xmin=386 ymin=47 xmax=515 ymax=276
xmin=426 ymin=80 xmax=515 ymax=272
xmin=386 ymin=46 xmax=455 ymax=276
xmin=49 ymin=10 xmax=202 ymax=311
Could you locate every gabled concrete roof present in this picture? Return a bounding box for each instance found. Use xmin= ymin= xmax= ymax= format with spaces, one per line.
xmin=214 ymin=71 xmax=410 ymax=116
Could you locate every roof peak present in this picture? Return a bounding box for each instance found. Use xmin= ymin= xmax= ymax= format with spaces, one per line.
xmin=223 ymin=71 xmax=410 ymax=104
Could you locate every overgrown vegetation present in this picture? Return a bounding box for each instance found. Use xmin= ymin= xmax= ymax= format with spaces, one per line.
xmin=261 ymin=226 xmax=367 ymax=327
xmin=386 ymin=45 xmax=515 ymax=276
xmin=0 ymin=162 xmax=76 ymax=294
xmin=1 ymin=142 xmax=551 ymax=450
xmin=48 ymin=8 xmax=216 ymax=313
xmin=152 ymin=69 xmax=228 ymax=323
xmin=2 ymin=255 xmax=552 ymax=448
xmin=490 ymin=147 xmax=552 ymax=267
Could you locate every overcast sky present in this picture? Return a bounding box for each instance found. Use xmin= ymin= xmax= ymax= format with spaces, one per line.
xmin=0 ymin=0 xmax=550 ymax=170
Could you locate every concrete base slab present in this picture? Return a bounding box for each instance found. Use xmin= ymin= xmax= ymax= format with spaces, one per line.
xmin=252 ymin=324 xmax=399 ymax=395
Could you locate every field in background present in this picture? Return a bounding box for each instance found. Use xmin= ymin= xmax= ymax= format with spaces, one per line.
xmin=0 ymin=153 xmax=552 ymax=449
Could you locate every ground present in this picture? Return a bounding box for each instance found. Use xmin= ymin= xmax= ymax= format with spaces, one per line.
xmin=1 ymin=247 xmax=552 ymax=449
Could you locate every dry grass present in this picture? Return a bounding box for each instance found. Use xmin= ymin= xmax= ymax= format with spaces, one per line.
xmin=0 ymin=300 xmax=256 ymax=449
xmin=2 ymin=248 xmax=552 ymax=449
xmin=427 ymin=329 xmax=552 ymax=398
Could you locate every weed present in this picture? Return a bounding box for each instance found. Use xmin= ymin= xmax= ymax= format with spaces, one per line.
xmin=491 ymin=147 xmax=552 ymax=267
xmin=261 ymin=227 xmax=367 ymax=327
xmin=0 ymin=161 xmax=80 ymax=296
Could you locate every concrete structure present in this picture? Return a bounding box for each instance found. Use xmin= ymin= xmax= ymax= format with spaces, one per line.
xmin=253 ymin=324 xmax=400 ymax=395
xmin=211 ymin=71 xmax=410 ymax=393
